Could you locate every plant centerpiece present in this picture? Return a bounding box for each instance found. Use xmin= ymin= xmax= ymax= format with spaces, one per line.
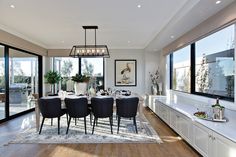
xmin=71 ymin=73 xmax=90 ymax=95
xmin=149 ymin=68 xmax=160 ymax=95
xmin=44 ymin=70 xmax=62 ymax=95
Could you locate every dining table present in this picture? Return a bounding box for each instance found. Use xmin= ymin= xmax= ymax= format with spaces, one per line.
xmin=33 ymin=92 xmax=144 ymax=131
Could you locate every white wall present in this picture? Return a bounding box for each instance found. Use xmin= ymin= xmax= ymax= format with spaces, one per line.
xmin=105 ymin=49 xmax=145 ymax=95
xmin=143 ymin=51 xmax=161 ymax=94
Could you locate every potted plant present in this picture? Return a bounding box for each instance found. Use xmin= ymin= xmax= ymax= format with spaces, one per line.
xmin=44 ymin=71 xmax=62 ymax=95
xmin=71 ymin=74 xmax=90 ymax=95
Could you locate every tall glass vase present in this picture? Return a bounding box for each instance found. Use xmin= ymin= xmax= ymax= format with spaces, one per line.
xmin=151 ymin=84 xmax=159 ymax=95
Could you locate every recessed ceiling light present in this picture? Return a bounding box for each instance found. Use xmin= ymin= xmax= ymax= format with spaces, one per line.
xmin=10 ymin=4 xmax=15 ymax=8
xmin=171 ymin=35 xmax=175 ymax=39
xmin=216 ymin=1 xmax=221 ymax=4
xmin=128 ymin=41 xmax=131 ymax=43
xmin=61 ymin=41 xmax=65 ymax=43
xmin=137 ymin=5 xmax=141 ymax=8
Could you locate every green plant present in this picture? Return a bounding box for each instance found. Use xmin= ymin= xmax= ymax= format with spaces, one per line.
xmin=71 ymin=74 xmax=90 ymax=83
xmin=44 ymin=71 xmax=62 ymax=85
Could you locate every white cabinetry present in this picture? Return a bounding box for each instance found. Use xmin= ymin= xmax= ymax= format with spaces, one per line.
xmin=158 ymin=103 xmax=170 ymax=124
xmin=193 ymin=122 xmax=236 ymax=157
xmin=212 ymin=131 xmax=236 ymax=157
xmin=170 ymin=110 xmax=193 ymax=144
xmin=193 ymin=122 xmax=212 ymax=157
xmin=147 ymin=98 xmax=236 ymax=157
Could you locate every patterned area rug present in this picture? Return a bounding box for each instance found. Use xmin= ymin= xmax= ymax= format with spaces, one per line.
xmin=10 ymin=114 xmax=162 ymax=144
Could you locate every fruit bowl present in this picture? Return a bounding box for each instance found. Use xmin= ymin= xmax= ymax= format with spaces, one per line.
xmin=194 ymin=111 xmax=207 ymax=119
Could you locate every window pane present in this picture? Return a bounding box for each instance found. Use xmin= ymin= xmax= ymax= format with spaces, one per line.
xmin=81 ymin=58 xmax=104 ymax=91
xmin=54 ymin=57 xmax=78 ymax=91
xmin=172 ymin=46 xmax=191 ymax=92
xmin=0 ymin=45 xmax=5 ymax=120
xmin=195 ymin=25 xmax=235 ymax=98
xmin=9 ymin=49 xmax=38 ymax=116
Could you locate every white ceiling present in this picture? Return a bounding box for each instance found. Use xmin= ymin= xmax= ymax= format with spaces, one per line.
xmin=0 ymin=0 xmax=234 ymax=51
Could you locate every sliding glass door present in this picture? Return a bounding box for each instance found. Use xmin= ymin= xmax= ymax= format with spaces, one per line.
xmin=9 ymin=48 xmax=39 ymax=116
xmin=0 ymin=45 xmax=5 ymax=120
xmin=0 ymin=44 xmax=42 ymax=123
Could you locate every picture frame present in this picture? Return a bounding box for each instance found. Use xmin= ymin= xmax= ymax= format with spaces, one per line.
xmin=115 ymin=59 xmax=137 ymax=86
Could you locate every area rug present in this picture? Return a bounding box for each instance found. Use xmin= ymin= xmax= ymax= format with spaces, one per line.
xmin=10 ymin=114 xmax=162 ymax=144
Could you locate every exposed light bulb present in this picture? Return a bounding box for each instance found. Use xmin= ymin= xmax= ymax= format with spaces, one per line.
xmin=10 ymin=5 xmax=15 ymax=8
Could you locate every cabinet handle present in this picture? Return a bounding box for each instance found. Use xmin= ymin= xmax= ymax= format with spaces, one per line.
xmin=208 ymin=135 xmax=212 ymax=139
xmin=212 ymin=137 xmax=215 ymax=140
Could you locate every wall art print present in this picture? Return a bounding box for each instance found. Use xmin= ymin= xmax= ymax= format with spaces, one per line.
xmin=115 ymin=59 xmax=137 ymax=86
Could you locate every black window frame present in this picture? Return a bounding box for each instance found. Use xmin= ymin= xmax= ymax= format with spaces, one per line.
xmin=170 ymin=25 xmax=235 ymax=102
xmin=52 ymin=57 xmax=105 ymax=91
xmin=0 ymin=43 xmax=43 ymax=123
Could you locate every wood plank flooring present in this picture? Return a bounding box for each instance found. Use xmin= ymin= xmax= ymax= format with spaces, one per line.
xmin=0 ymin=107 xmax=201 ymax=157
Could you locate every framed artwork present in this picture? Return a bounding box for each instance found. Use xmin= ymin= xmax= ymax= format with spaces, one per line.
xmin=115 ymin=59 xmax=137 ymax=86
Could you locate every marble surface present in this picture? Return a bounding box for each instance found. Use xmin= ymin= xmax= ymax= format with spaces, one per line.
xmin=155 ymin=97 xmax=236 ymax=143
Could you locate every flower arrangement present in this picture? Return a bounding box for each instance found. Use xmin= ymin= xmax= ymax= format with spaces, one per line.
xmin=71 ymin=74 xmax=90 ymax=83
xmin=149 ymin=68 xmax=160 ymax=85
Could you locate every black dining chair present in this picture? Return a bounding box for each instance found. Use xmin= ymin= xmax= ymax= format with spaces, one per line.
xmin=64 ymin=97 xmax=91 ymax=134
xmin=91 ymin=97 xmax=114 ymax=134
xmin=116 ymin=97 xmax=139 ymax=134
xmin=38 ymin=97 xmax=66 ymax=134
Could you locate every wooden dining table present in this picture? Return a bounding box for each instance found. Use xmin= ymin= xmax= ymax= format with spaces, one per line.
xmin=34 ymin=93 xmax=144 ymax=132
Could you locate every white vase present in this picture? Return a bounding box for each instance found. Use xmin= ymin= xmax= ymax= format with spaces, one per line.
xmin=151 ymin=84 xmax=159 ymax=95
xmin=74 ymin=82 xmax=87 ymax=95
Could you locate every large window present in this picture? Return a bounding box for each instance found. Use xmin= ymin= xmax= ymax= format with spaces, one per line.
xmin=172 ymin=46 xmax=191 ymax=93
xmin=170 ymin=24 xmax=235 ymax=101
xmin=52 ymin=57 xmax=104 ymax=92
xmin=81 ymin=58 xmax=104 ymax=91
xmin=195 ymin=25 xmax=235 ymax=98
xmin=0 ymin=46 xmax=5 ymax=120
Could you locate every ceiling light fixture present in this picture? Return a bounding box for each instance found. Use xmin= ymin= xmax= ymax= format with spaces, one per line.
xmin=171 ymin=35 xmax=175 ymax=39
xmin=10 ymin=4 xmax=15 ymax=8
xmin=137 ymin=4 xmax=141 ymax=8
xmin=216 ymin=1 xmax=221 ymax=4
xmin=69 ymin=26 xmax=110 ymax=58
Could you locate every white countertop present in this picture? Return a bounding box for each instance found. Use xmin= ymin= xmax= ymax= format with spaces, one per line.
xmin=155 ymin=97 xmax=236 ymax=143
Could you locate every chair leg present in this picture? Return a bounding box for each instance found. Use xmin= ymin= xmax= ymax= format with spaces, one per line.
xmin=39 ymin=117 xmax=45 ymax=134
xmin=133 ymin=116 xmax=138 ymax=134
xmin=66 ymin=117 xmax=72 ymax=134
xmin=109 ymin=116 xmax=113 ymax=134
xmin=51 ymin=118 xmax=53 ymax=126
xmin=75 ymin=118 xmax=77 ymax=125
xmin=84 ymin=117 xmax=87 ymax=134
xmin=90 ymin=113 xmax=92 ymax=126
xmin=117 ymin=116 xmax=121 ymax=134
xmin=66 ymin=114 xmax=69 ymax=125
xmin=96 ymin=118 xmax=98 ymax=126
xmin=58 ymin=117 xmax=60 ymax=134
xmin=92 ymin=118 xmax=96 ymax=134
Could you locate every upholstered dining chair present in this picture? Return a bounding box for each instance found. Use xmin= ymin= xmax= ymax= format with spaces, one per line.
xmin=116 ymin=97 xmax=139 ymax=134
xmin=38 ymin=97 xmax=66 ymax=134
xmin=64 ymin=97 xmax=91 ymax=134
xmin=91 ymin=97 xmax=114 ymax=134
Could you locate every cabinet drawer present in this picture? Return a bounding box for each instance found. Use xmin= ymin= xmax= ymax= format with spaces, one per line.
xmin=159 ymin=104 xmax=170 ymax=124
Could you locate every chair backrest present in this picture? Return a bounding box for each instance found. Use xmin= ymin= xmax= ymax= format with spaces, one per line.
xmin=64 ymin=97 xmax=89 ymax=118
xmin=91 ymin=97 xmax=114 ymax=118
xmin=39 ymin=97 xmax=63 ymax=118
xmin=116 ymin=97 xmax=139 ymax=117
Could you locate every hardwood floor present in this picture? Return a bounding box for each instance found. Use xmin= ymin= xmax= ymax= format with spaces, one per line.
xmin=0 ymin=107 xmax=201 ymax=157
